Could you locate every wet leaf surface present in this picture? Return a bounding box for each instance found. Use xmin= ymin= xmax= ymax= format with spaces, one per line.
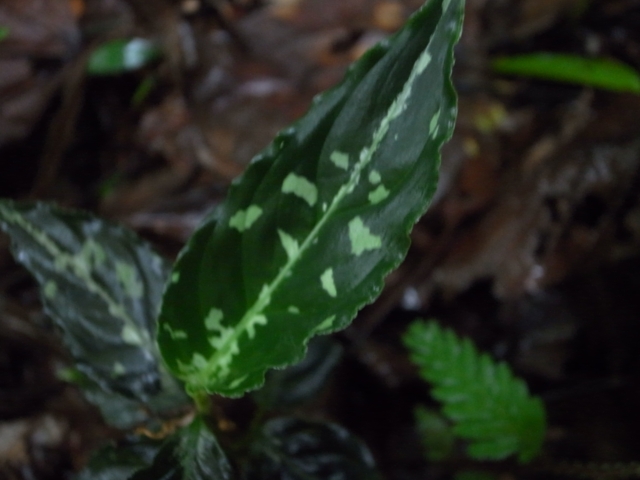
xmin=243 ymin=417 xmax=382 ymax=480
xmin=76 ymin=418 xmax=232 ymax=480
xmin=0 ymin=201 xmax=188 ymax=429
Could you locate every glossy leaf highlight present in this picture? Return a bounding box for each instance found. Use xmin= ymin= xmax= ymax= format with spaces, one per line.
xmin=177 ymin=417 xmax=233 ymax=480
xmin=76 ymin=418 xmax=231 ymax=480
xmin=243 ymin=417 xmax=382 ymax=480
xmin=75 ymin=439 xmax=174 ymax=480
xmin=88 ymin=38 xmax=161 ymax=76
xmin=404 ymin=320 xmax=546 ymax=463
xmin=159 ymin=0 xmax=465 ymax=398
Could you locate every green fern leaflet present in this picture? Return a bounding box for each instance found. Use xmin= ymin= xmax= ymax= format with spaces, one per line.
xmin=403 ymin=320 xmax=546 ymax=463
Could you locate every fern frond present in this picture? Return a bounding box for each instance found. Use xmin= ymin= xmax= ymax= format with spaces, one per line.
xmin=403 ymin=320 xmax=546 ymax=463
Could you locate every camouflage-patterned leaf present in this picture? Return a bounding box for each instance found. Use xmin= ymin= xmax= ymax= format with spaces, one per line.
xmin=177 ymin=416 xmax=233 ymax=480
xmin=158 ymin=0 xmax=464 ymax=397
xmin=76 ymin=418 xmax=231 ymax=480
xmin=0 ymin=200 xmax=188 ymax=427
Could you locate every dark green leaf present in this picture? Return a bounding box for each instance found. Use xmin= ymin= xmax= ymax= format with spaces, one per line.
xmin=76 ymin=419 xmax=231 ymax=480
xmin=159 ymin=0 xmax=464 ymax=398
xmin=492 ymin=53 xmax=640 ymax=93
xmin=130 ymin=448 xmax=182 ymax=480
xmin=177 ymin=417 xmax=233 ymax=480
xmin=403 ymin=320 xmax=546 ymax=463
xmin=0 ymin=26 xmax=9 ymax=42
xmin=253 ymin=336 xmax=343 ymax=410
xmin=81 ymin=370 xmax=187 ymax=431
xmin=88 ymin=38 xmax=161 ymax=76
xmin=0 ymin=201 xmax=188 ymax=429
xmin=75 ymin=438 xmax=175 ymax=480
xmin=243 ymin=417 xmax=382 ymax=480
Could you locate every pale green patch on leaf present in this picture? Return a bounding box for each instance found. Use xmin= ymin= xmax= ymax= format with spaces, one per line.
xmin=404 ymin=320 xmax=546 ymax=463
xmin=81 ymin=239 xmax=107 ymax=267
xmin=281 ymin=173 xmax=318 ymax=207
xmin=430 ymin=109 xmax=441 ymax=135
xmin=113 ymin=362 xmax=126 ymax=376
xmin=246 ymin=314 xmax=268 ymax=339
xmin=44 ymin=280 xmax=57 ymax=300
xmin=163 ymin=324 xmax=188 ymax=340
xmin=121 ymin=324 xmax=144 ymax=346
xmin=159 ymin=0 xmax=464 ymax=397
xmin=314 ymin=316 xmax=336 ymax=335
xmin=229 ymin=374 xmax=249 ymax=390
xmin=348 ymin=217 xmax=382 ymax=255
xmin=278 ymin=229 xmax=300 ymax=261
xmin=205 ymin=309 xmax=235 ymax=351
xmin=115 ymin=261 xmax=144 ymax=298
xmin=288 ymin=306 xmax=300 ymax=314
xmin=205 ymin=308 xmax=225 ymax=331
xmin=368 ymin=185 xmax=390 ymax=204
xmin=320 ymin=268 xmax=337 ymax=297
xmin=229 ymin=205 xmax=263 ymax=232
xmin=171 ymin=272 xmax=180 ymax=283
xmin=192 ymin=353 xmax=208 ymax=370
xmin=330 ymin=151 xmax=350 ymax=170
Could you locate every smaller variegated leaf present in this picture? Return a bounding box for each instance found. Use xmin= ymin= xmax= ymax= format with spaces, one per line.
xmin=76 ymin=418 xmax=231 ymax=480
xmin=0 ymin=200 xmax=187 ymax=427
xmin=159 ymin=0 xmax=465 ymax=398
xmin=177 ymin=417 xmax=233 ymax=480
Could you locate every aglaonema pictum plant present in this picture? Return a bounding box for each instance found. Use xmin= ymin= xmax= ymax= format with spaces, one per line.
xmin=0 ymin=0 xmax=466 ymax=478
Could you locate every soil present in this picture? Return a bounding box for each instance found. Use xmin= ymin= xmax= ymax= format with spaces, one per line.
xmin=2 ymin=0 xmax=640 ymax=479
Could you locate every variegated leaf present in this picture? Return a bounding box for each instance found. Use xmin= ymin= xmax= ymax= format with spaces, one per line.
xmin=159 ymin=0 xmax=465 ymax=398
xmin=0 ymin=201 xmax=187 ymax=427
